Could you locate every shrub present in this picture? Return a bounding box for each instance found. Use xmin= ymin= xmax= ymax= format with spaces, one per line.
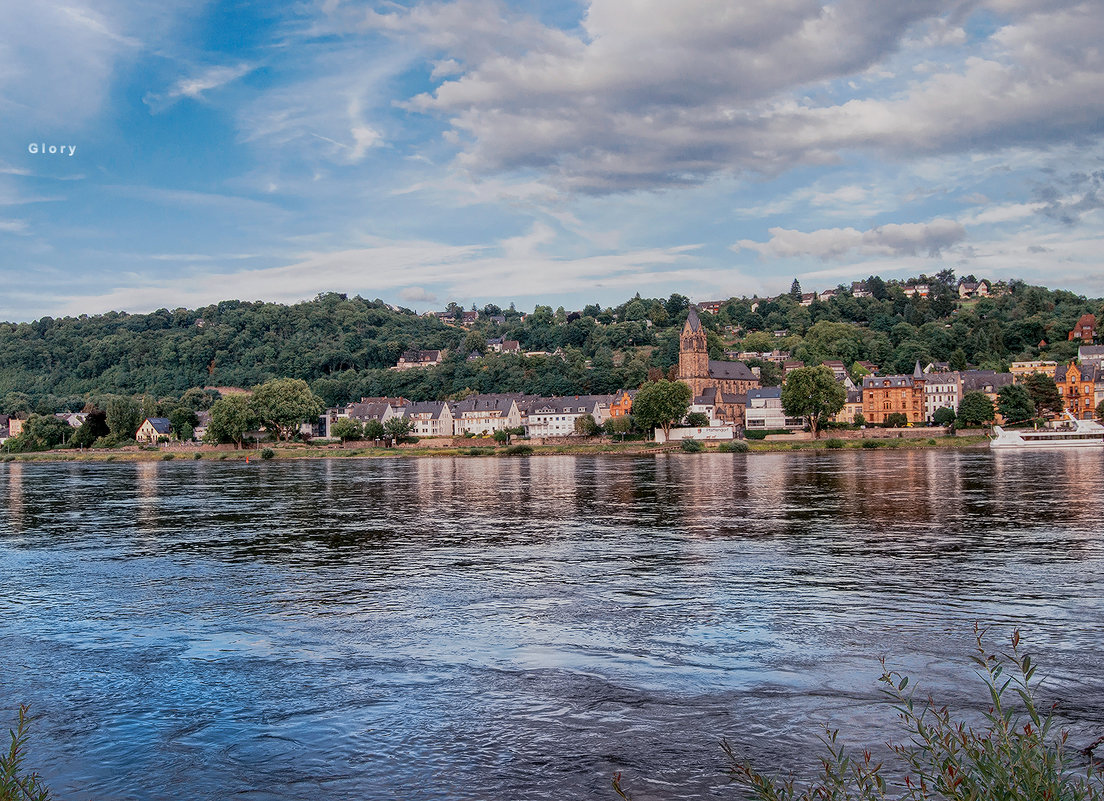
xmin=505 ymin=444 xmax=533 ymax=456
xmin=161 ymin=454 xmax=174 ymax=461
xmin=1 ymin=704 xmax=51 ymax=800
xmin=721 ymin=628 xmax=1104 ymax=801
xmin=679 ymin=439 xmax=704 ymax=453
xmin=193 ymin=453 xmax=202 ymax=460
xmin=91 ymin=435 xmax=117 ymax=449
xmin=825 ymin=438 xmax=845 ymax=449
xmin=218 ymin=454 xmax=228 ymax=460
xmin=927 ymin=438 xmax=937 ymax=445
xmin=718 ymin=440 xmax=749 ymax=453
xmin=861 ymin=439 xmax=882 ymax=449
xmin=260 ymin=448 xmax=275 ymax=460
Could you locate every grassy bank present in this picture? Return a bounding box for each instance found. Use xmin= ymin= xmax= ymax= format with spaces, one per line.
xmin=1 ymin=435 xmax=992 ymax=463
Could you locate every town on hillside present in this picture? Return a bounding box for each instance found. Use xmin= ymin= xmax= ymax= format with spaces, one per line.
xmin=2 ymin=274 xmax=1102 ymax=451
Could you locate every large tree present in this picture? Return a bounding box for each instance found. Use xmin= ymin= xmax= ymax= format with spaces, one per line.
xmin=1020 ymin=373 xmax=1062 ymax=417
xmin=4 ymin=414 xmax=73 ymax=452
xmin=204 ymin=395 xmax=258 ymax=449
xmin=957 ymin=391 xmax=996 ymax=427
xmin=780 ymin=365 xmax=846 ymax=438
xmin=996 ymin=384 xmax=1035 ymax=426
xmin=105 ymin=396 xmax=140 ymax=441
xmin=633 ymin=380 xmax=692 ymax=441
xmin=250 ymin=378 xmax=324 ymax=441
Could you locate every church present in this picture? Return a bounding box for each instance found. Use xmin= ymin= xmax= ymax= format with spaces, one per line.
xmin=678 ymin=308 xmax=759 ymax=426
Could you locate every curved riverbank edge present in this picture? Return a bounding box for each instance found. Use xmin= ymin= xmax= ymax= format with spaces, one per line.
xmin=0 ymin=436 xmax=992 ymax=462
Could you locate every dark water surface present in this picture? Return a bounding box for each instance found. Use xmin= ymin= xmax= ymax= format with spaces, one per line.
xmin=2 ymin=451 xmax=1103 ymax=800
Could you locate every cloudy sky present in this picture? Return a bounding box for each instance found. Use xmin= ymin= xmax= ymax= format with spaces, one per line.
xmin=2 ymin=0 xmax=1103 ymax=321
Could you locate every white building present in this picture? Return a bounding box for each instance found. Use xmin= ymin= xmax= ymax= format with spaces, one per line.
xmin=923 ymin=371 xmax=961 ymax=421
xmin=744 ymin=387 xmax=804 ymax=431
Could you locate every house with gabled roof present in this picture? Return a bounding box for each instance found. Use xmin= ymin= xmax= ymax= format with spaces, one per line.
xmin=397 ymin=401 xmax=454 ymax=437
xmin=136 ymin=417 xmax=172 ymax=443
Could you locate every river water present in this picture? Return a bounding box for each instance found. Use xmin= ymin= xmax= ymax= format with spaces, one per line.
xmin=2 ymin=450 xmax=1103 ymax=800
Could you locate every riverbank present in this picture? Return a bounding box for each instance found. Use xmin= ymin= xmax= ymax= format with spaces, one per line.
xmin=0 ymin=435 xmax=992 ymax=462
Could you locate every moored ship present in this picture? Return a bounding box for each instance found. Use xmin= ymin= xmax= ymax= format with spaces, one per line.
xmin=990 ymin=413 xmax=1104 ymax=448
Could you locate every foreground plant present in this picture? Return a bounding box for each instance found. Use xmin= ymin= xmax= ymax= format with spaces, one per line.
xmin=2 ymin=705 xmax=51 ymax=801
xmin=615 ymin=627 xmax=1102 ymax=800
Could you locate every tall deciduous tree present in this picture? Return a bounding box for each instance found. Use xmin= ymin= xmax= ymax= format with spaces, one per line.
xmin=250 ymin=378 xmax=324 ymax=441
xmin=780 ymin=366 xmax=846 ymax=438
xmin=997 ymin=384 xmax=1035 ymax=425
xmin=205 ymin=395 xmax=257 ymax=449
xmin=957 ymin=391 xmax=995 ymax=426
xmin=633 ymin=380 xmax=692 ymax=442
xmin=106 ymin=397 xmax=140 ymax=440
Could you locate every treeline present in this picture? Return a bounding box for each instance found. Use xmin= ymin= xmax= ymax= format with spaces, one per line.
xmin=1 ymin=277 xmax=1101 ymax=415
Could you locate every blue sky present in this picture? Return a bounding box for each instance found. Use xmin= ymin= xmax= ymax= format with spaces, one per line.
xmin=2 ymin=0 xmax=1103 ymax=321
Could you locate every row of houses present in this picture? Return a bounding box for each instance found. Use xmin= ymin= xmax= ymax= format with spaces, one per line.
xmin=323 ymin=391 xmax=638 ymax=439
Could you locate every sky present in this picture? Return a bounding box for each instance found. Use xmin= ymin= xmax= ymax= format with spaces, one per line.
xmin=1 ymin=0 xmax=1103 ymax=322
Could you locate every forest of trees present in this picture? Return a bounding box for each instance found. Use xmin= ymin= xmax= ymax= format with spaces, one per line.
xmin=1 ymin=276 xmax=1101 ymax=417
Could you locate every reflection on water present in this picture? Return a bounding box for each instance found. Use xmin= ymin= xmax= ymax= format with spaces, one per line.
xmin=2 ymin=451 xmax=1103 ymax=801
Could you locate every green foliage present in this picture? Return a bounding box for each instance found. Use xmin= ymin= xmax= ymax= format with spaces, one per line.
xmin=825 ymin=438 xmax=845 ymax=449
xmin=504 ymin=444 xmax=533 ymax=455
xmin=853 ymin=412 xmax=866 ymax=428
xmin=4 ymin=415 xmax=72 ymax=452
xmin=885 ymin=412 xmax=909 ymax=428
xmin=363 ymin=419 xmax=385 ymax=440
xmin=204 ymin=395 xmax=257 ymax=449
xmin=71 ymin=410 xmax=109 ymax=448
xmin=684 ymin=412 xmax=711 ymax=427
xmin=958 ymin=391 xmax=996 ymax=426
xmin=679 ymin=438 xmax=704 ymax=452
xmin=997 ymin=383 xmax=1036 ymax=425
xmin=492 ymin=428 xmax=510 ymax=444
xmin=260 ymin=448 xmax=275 ymax=460
xmin=193 ymin=452 xmax=202 ymax=460
xmin=161 ymin=453 xmax=174 ymax=461
xmin=718 ymin=440 xmax=749 ymax=453
xmin=105 ymin=397 xmax=140 ymax=440
xmin=383 ymin=416 xmax=412 ymax=442
xmin=722 ymin=628 xmax=1104 ymax=801
xmin=861 ymin=439 xmax=883 ymax=448
xmin=250 ymin=378 xmax=323 ymax=441
xmin=1021 ymin=373 xmax=1063 ymax=417
xmin=931 ymin=406 xmax=956 ymax=427
xmin=2 ymin=704 xmax=51 ymax=801
xmin=574 ymin=414 xmax=600 ymax=437
xmin=633 ymin=380 xmax=692 ymax=440
xmin=781 ymin=366 xmax=847 ymax=438
xmin=1097 ymin=398 xmax=1104 ymax=423
xmin=329 ymin=418 xmax=363 ymax=441
xmin=168 ymin=407 xmax=199 ymax=441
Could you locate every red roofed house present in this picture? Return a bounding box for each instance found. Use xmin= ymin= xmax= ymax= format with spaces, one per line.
xmin=1068 ymin=313 xmax=1096 ymax=343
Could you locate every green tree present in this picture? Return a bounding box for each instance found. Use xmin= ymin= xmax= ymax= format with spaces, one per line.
xmin=789 ymin=279 xmax=802 ymax=300
xmin=106 ymin=397 xmax=140 ymax=441
xmin=71 ymin=410 xmax=109 ymax=448
xmin=997 ymin=384 xmax=1035 ymax=426
xmin=168 ymin=407 xmax=199 ymax=441
xmin=573 ymin=414 xmax=600 ymax=437
xmin=958 ymin=391 xmax=996 ymax=426
xmin=384 ymin=415 xmax=412 ymax=442
xmin=1021 ymin=373 xmax=1063 ymax=417
xmin=330 ymin=418 xmax=363 ymax=441
xmin=853 ymin=412 xmax=866 ymax=428
xmin=1097 ymin=398 xmax=1104 ymax=423
xmin=780 ymin=366 xmax=846 ymax=439
xmin=932 ymin=406 xmax=956 ymax=427
xmin=250 ymin=378 xmax=324 ymax=441
xmin=885 ymin=411 xmax=909 ymax=428
xmin=684 ymin=411 xmax=710 ymax=427
xmin=633 ymin=380 xmax=692 ymax=441
xmin=364 ymin=419 xmax=385 ymax=440
xmin=4 ymin=414 xmax=73 ymax=452
xmin=605 ymin=415 xmax=634 ymax=440
xmin=204 ymin=395 xmax=257 ymax=449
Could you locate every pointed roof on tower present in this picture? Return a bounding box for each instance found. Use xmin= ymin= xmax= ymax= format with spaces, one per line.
xmin=685 ymin=307 xmax=702 ymax=332
xmin=913 ymin=360 xmax=923 ymax=379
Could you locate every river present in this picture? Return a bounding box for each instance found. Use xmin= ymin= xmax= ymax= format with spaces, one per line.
xmin=2 ymin=450 xmax=1103 ymax=799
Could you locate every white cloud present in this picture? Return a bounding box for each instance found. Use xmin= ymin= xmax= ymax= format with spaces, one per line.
xmin=399 ymin=286 xmax=438 ymax=302
xmin=144 ymin=63 xmax=255 ymax=111
xmin=735 ymin=218 xmax=967 ymax=259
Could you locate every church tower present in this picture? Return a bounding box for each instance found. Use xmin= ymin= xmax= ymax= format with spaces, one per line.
xmin=678 ymin=308 xmax=710 ymax=397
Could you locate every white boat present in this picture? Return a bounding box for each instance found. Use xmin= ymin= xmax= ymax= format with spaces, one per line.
xmin=989 ymin=413 xmax=1104 ymax=448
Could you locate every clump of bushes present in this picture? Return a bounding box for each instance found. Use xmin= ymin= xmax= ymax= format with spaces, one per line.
xmin=465 ymin=447 xmax=493 ymax=456
xmin=617 ymin=628 xmax=1104 ymax=801
xmin=861 ymin=439 xmax=883 ymax=449
xmin=505 ymin=444 xmax=533 ymax=456
xmin=825 ymin=438 xmax=845 ymax=449
xmin=161 ymin=454 xmax=174 ymax=461
xmin=260 ymin=448 xmax=275 ymax=460
xmin=679 ymin=439 xmax=705 ymax=453
xmin=193 ymin=453 xmax=202 ymax=460
xmin=718 ymin=440 xmax=749 ymax=453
